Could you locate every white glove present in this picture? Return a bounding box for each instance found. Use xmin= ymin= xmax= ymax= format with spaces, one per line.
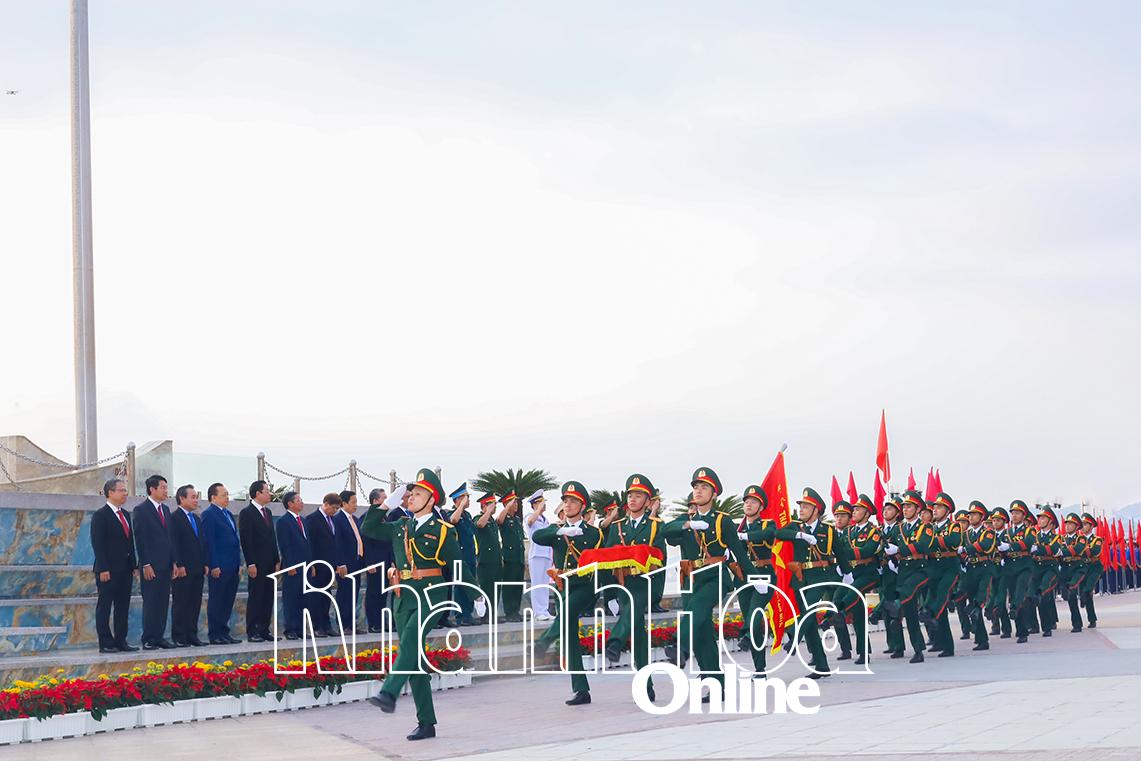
xmin=1053 ymin=548 xmax=1063 ymax=557
xmin=751 ymin=579 xmax=770 ymax=594
xmin=796 ymin=532 xmax=818 ymax=546
xmin=957 ymin=545 xmax=966 ymax=555
xmin=557 ymin=526 xmax=583 ymax=537
xmin=383 ymin=485 xmax=407 ymax=511
xmin=474 ymin=599 xmax=487 ymax=617
xmin=607 ymin=599 xmax=620 ymax=616
xmin=887 ymin=560 xmax=899 ymax=573
xmin=884 ymin=543 xmax=899 ymax=556
xmin=1031 ymin=544 xmax=1039 ymax=553
xmin=688 ymin=520 xmax=710 ymax=531
xmin=842 ymin=573 xmax=854 ymax=585
xmin=737 ymin=531 xmax=750 ymax=541
xmin=998 ymin=542 xmax=1011 ymax=552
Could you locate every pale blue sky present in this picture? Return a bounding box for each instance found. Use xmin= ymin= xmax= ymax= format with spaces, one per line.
xmin=2 ymin=2 xmax=1139 ymax=510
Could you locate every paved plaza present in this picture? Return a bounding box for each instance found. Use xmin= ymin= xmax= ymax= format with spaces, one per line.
xmin=6 ymin=591 xmax=1140 ymax=761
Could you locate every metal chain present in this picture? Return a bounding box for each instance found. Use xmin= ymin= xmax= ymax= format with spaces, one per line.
xmin=0 ymin=456 xmax=21 ymax=491
xmin=263 ymin=461 xmax=350 ymax=482
xmin=0 ymin=442 xmax=126 ymax=470
xmin=357 ymin=466 xmax=404 ymax=487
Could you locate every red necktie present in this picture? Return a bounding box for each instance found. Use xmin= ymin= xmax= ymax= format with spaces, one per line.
xmin=263 ymin=507 xmax=271 ymax=526
xmin=157 ymin=504 xmax=165 ymax=527
xmin=117 ymin=510 xmax=130 ymax=537
xmin=296 ymin=514 xmax=305 ymax=537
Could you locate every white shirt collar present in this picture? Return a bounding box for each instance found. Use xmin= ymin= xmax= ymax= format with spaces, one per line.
xmin=180 ymin=506 xmax=195 ymax=514
xmin=567 ymin=519 xmax=583 ymax=528
xmin=108 ymin=502 xmax=122 ymax=513
xmin=149 ymin=497 xmax=164 ymax=510
xmin=414 ymin=512 xmax=433 ymax=530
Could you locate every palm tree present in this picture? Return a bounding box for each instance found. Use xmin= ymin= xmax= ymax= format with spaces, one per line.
xmin=471 ymin=468 xmax=559 ymax=501
xmin=589 ymin=488 xmax=623 ymax=512
xmin=667 ymin=493 xmax=745 ymax=520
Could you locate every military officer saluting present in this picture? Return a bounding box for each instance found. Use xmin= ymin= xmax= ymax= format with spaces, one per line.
xmin=960 ymin=501 xmax=998 ymax=650
xmin=359 ymin=469 xmax=474 ymax=742
xmin=497 ymin=491 xmax=527 ymax=622
xmin=472 ymin=492 xmax=502 ymax=624
xmin=532 ymin=481 xmax=605 ymax=706
xmin=783 ymin=487 xmax=841 ymax=678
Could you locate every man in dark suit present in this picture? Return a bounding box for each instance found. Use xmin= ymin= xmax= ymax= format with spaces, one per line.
xmin=363 ymin=488 xmax=393 ymax=632
xmin=276 ymin=491 xmax=311 ymax=640
xmin=239 ymin=480 xmax=280 ymax=642
xmin=333 ymin=490 xmax=366 ymax=634
xmin=305 ymin=493 xmax=341 ymax=637
xmin=134 ymin=474 xmax=176 ymax=649
xmin=201 ymin=482 xmax=242 ymax=644
xmin=170 ymin=484 xmax=207 ymax=646
xmin=91 ymin=478 xmax=138 ymax=653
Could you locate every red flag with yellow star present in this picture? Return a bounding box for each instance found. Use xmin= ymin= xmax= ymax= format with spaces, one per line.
xmin=760 ymin=448 xmax=798 ymax=651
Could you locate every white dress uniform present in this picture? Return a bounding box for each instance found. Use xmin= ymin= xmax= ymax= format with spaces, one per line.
xmin=525 ymin=493 xmax=554 ymax=621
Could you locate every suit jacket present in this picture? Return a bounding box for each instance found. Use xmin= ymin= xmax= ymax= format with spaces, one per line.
xmin=306 ymin=509 xmax=338 ymax=565
xmin=277 ymin=511 xmax=313 ymax=569
xmin=201 ymin=503 xmax=242 ymax=571
xmin=133 ymin=498 xmax=174 ymax=571
xmin=91 ymin=504 xmax=137 ymax=574
xmin=239 ymin=501 xmax=280 ymax=571
xmin=333 ymin=510 xmax=364 ymax=571
xmin=170 ymin=508 xmax=206 ymax=575
xmin=362 ymin=507 xmax=393 ymax=568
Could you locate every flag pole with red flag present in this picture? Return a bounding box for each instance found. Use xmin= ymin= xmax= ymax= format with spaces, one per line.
xmin=760 ymin=445 xmax=798 ymax=653
xmin=876 ymin=410 xmax=891 ymax=485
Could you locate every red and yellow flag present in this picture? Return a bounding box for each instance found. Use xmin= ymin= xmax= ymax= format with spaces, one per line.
xmin=760 ymin=449 xmax=798 ymax=652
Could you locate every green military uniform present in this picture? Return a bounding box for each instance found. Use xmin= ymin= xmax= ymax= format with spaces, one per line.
xmin=532 ymin=481 xmax=604 ymax=703
xmin=951 ymin=510 xmax=973 ymax=641
xmin=359 ymin=469 xmax=474 ymax=740
xmin=988 ymin=508 xmax=1013 ymax=638
xmin=1059 ymin=513 xmax=1087 ymax=632
xmin=498 ymin=492 xmax=526 ymax=622
xmin=829 ymin=494 xmax=882 ymax=664
xmin=783 ymin=487 xmax=840 ymax=677
xmin=826 ymin=501 xmax=856 ymax=659
xmin=1078 ymin=513 xmax=1102 ymax=628
xmin=960 ymin=501 xmax=997 ymax=649
xmin=472 ymin=492 xmax=502 ymax=622
xmin=893 ymin=491 xmax=934 ymax=662
xmin=1004 ymin=500 xmax=1037 ymax=643
xmin=921 ymin=493 xmax=963 ymax=656
xmin=603 ymin=474 xmax=667 ymax=691
xmin=662 ymin=467 xmax=759 ymax=684
xmin=873 ymin=501 xmax=906 ymax=657
xmin=649 ymin=489 xmax=668 ymax=612
xmin=1032 ymin=507 xmax=1062 ymax=636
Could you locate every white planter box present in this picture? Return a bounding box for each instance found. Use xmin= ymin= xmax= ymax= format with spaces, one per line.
xmin=139 ymin=701 xmax=196 ymax=727
xmin=87 ymin=706 xmax=140 ymax=733
xmin=433 ymin=671 xmax=471 ymax=690
xmin=334 ymin=681 xmax=373 ymax=704
xmin=193 ymin=696 xmax=242 ymax=721
xmin=240 ymin=692 xmax=288 ymax=714
xmin=367 ymin=680 xmax=385 ymax=698
xmin=26 ymin=711 xmax=87 ymax=742
xmin=0 ymin=718 xmax=28 ymax=745
xmin=285 ymin=688 xmax=328 ymax=710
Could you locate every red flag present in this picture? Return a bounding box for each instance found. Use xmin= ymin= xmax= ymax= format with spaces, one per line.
xmin=1117 ymin=519 xmax=1126 ymax=570
xmin=933 ymin=469 xmax=943 ymax=495
xmin=760 ymin=449 xmax=798 ymax=650
xmin=830 ymin=475 xmax=843 ymax=508
xmin=906 ymin=467 xmax=916 ymax=491
xmin=873 ymin=471 xmax=886 ymax=523
xmin=1130 ymin=520 xmax=1137 ymax=571
xmin=1101 ymin=518 xmax=1115 ymax=571
xmin=924 ymin=468 xmax=937 ymax=502
xmin=846 ymin=471 xmax=859 ymax=505
xmin=875 ymin=410 xmax=891 ymax=483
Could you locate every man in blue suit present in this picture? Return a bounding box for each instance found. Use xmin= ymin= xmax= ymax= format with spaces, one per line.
xmin=134 ymin=474 xmax=176 ymax=649
xmin=305 ymin=493 xmax=341 ymax=637
xmin=276 ymin=491 xmax=312 ymax=640
xmin=170 ymin=484 xmax=207 ymax=647
xmin=333 ymin=490 xmax=366 ymax=634
xmin=363 ymin=488 xmax=394 ymax=632
xmin=201 ymin=482 xmax=242 ymax=644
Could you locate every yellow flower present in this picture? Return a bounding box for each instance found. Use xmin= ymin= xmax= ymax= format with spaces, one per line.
xmin=223 ymin=660 xmax=233 ymax=667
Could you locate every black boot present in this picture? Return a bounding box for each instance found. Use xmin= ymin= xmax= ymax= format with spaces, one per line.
xmin=972 ymin=642 xmax=989 ymax=651
xmin=854 ymin=653 xmax=867 ymax=665
xmin=369 ymin=692 xmax=397 ymax=713
xmin=565 ymin=691 xmax=591 ymax=706
xmin=604 ymin=640 xmax=623 ymax=665
xmin=406 ymin=723 xmax=436 ymax=741
xmin=909 ymin=652 xmax=924 ymax=664
xmin=890 ymin=650 xmax=905 ymax=659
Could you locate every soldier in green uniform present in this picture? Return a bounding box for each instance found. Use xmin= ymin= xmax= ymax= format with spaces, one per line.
xmin=360 ymin=469 xmax=474 ymax=741
xmin=952 ymin=509 xmax=973 ymax=641
xmin=648 ymin=489 xmax=668 ymax=613
xmin=497 ymin=491 xmax=526 ymax=622
xmin=960 ymin=500 xmax=997 ymax=650
xmin=1059 ymin=513 xmax=1087 ymax=633
xmin=532 ymin=481 xmax=604 ymax=705
xmin=782 ymin=487 xmax=840 ymax=678
xmin=603 ymin=474 xmax=667 ymax=697
xmin=662 ymin=467 xmax=763 ymax=691
xmin=886 ymin=491 xmax=933 ymax=663
xmin=472 ymin=492 xmax=502 ymax=623
xmin=1032 ymin=506 xmax=1062 ymax=637
xmin=870 ymin=499 xmax=906 ymax=658
xmin=824 ymin=501 xmax=854 ymax=660
xmin=988 ymin=507 xmax=1014 ymax=639
xmin=1003 ymin=500 xmax=1037 ymax=643
xmin=1078 ymin=513 xmax=1103 ymax=628
xmin=828 ymin=494 xmax=882 ymax=666
xmin=920 ymin=493 xmax=962 ymax=657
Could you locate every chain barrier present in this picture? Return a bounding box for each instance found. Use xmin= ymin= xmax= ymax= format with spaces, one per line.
xmin=0 ymin=442 xmax=126 ymax=470
xmin=263 ymin=461 xmax=351 ymax=482
xmin=0 ymin=456 xmax=21 ymax=491
xmin=357 ymin=466 xmax=405 ymax=487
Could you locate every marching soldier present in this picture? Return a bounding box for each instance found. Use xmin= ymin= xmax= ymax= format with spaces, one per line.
xmin=829 ymin=494 xmax=882 ymax=666
xmin=497 ymin=491 xmax=526 ymax=622
xmin=885 ymin=491 xmax=933 ymax=663
xmin=1078 ymin=513 xmax=1103 ymax=628
xmin=648 ymin=489 xmax=668 ymax=613
xmin=870 ymin=499 xmax=906 ymax=658
xmin=472 ymin=492 xmax=501 ymax=623
xmin=662 ymin=468 xmax=764 ymax=691
xmin=825 ymin=500 xmax=855 ymax=661
xmin=532 ymin=481 xmax=604 ymax=705
xmin=1059 ymin=513 xmax=1088 ymax=632
xmin=360 ymin=470 xmax=475 ymax=742
xmin=1003 ymin=500 xmax=1038 ymax=643
xmin=953 ymin=509 xmax=973 ymax=641
xmin=988 ymin=507 xmax=1014 ymax=639
xmin=1032 ymin=506 xmax=1062 ymax=637
xmin=917 ymin=501 xmax=938 ymax=650
xmin=603 ymin=474 xmax=667 ymax=696
xmin=783 ymin=486 xmax=840 ymax=678
xmin=920 ymin=493 xmax=962 ymax=657
xmin=960 ymin=501 xmax=997 ymax=650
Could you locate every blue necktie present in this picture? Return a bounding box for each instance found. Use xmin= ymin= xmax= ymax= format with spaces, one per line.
xmin=189 ymin=512 xmax=198 ymax=537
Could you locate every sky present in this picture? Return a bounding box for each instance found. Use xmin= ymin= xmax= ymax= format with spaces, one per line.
xmin=2 ymin=1 xmax=1139 ymax=511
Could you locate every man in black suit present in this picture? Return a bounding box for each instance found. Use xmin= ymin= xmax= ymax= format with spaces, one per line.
xmin=238 ymin=480 xmax=279 ymax=641
xmin=91 ymin=478 xmax=138 ymax=653
xmin=363 ymin=488 xmax=394 ymax=632
xmin=170 ymin=484 xmax=207 ymax=646
xmin=333 ymin=490 xmax=366 ymax=634
xmin=134 ymin=474 xmax=176 ymax=649
xmin=275 ymin=491 xmax=312 ymax=639
xmin=305 ymin=493 xmax=341 ymax=637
